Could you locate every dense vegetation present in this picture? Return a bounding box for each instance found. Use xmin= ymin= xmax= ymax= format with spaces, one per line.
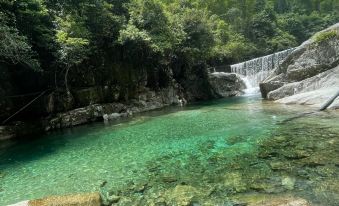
xmin=0 ymin=0 xmax=338 ymax=120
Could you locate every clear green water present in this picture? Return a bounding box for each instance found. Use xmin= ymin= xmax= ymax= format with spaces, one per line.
xmin=0 ymin=96 xmax=338 ymax=205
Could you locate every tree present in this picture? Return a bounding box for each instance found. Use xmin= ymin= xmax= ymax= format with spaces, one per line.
xmin=56 ymin=14 xmax=90 ymax=99
xmin=274 ymin=0 xmax=290 ymax=13
xmin=13 ymin=0 xmax=58 ymax=70
xmin=0 ymin=11 xmax=40 ymax=69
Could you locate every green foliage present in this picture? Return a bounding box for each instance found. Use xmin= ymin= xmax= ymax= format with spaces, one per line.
xmin=267 ymin=30 xmax=298 ymax=52
xmin=119 ymin=24 xmax=151 ymax=45
xmin=12 ymin=0 xmax=58 ymax=69
xmin=55 ymin=14 xmax=90 ymax=67
xmin=0 ymin=11 xmax=40 ymax=69
xmin=250 ymin=7 xmax=277 ymax=40
xmin=119 ymin=0 xmax=173 ymax=53
xmin=2 ymin=0 xmax=338 ymax=69
xmin=1 ymin=0 xmax=338 ymax=96
xmin=172 ymin=6 xmax=215 ymax=60
xmin=313 ymin=30 xmax=339 ymax=43
xmin=226 ymin=38 xmax=257 ymax=61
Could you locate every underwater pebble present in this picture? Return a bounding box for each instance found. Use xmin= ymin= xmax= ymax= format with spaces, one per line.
xmin=282 ymin=176 xmax=296 ymax=190
xmin=162 ymin=175 xmax=178 ymax=183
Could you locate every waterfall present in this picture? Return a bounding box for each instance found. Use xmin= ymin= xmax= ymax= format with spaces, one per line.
xmin=231 ymin=48 xmax=294 ymax=93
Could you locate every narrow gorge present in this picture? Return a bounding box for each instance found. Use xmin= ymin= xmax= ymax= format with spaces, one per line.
xmin=1 ymin=1 xmax=339 ymax=206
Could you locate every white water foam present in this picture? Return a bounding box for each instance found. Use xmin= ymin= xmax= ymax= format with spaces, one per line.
xmin=231 ymin=48 xmax=294 ymax=94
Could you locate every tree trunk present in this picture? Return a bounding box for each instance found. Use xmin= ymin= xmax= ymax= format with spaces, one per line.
xmin=318 ymin=90 xmax=339 ymax=111
xmin=64 ymin=66 xmax=72 ymax=103
xmin=280 ymin=90 xmax=339 ymax=124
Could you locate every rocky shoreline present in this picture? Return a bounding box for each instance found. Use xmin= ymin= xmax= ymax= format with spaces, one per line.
xmin=0 ymin=73 xmax=245 ymax=141
xmin=260 ymin=23 xmax=339 ymax=109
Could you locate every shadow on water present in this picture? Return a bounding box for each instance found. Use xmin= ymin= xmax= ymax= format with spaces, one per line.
xmin=0 ymin=131 xmax=69 ymax=167
xmin=0 ymin=100 xmax=207 ymax=168
xmin=0 ymin=95 xmax=262 ymax=165
xmin=0 ymin=94 xmax=309 ymax=170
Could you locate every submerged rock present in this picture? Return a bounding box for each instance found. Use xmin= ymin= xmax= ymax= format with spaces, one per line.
xmin=28 ymin=192 xmax=101 ymax=206
xmin=232 ymin=193 xmax=311 ymax=206
xmin=108 ymin=195 xmax=121 ymax=203
xmin=223 ymin=172 xmax=248 ymax=193
xmin=281 ymin=176 xmax=296 ymax=190
xmin=164 ymin=185 xmax=203 ymax=206
xmin=8 ymin=200 xmax=29 ymax=206
xmin=161 ymin=175 xmax=178 ymax=183
xmin=0 ymin=171 xmax=5 ymax=178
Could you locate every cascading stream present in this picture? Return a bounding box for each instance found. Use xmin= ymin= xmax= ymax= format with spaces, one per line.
xmin=231 ymin=48 xmax=294 ymax=94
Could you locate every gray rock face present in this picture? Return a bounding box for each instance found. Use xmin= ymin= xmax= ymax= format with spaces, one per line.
xmin=46 ymin=84 xmax=186 ymax=130
xmin=208 ymin=72 xmax=246 ymax=97
xmin=46 ymin=71 xmax=247 ymax=131
xmin=260 ymin=23 xmax=339 ymax=108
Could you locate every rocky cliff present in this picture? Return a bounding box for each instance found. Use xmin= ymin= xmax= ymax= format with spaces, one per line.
xmin=0 ymin=62 xmax=247 ymax=139
xmin=260 ymin=23 xmax=339 ymax=109
xmin=45 ymin=72 xmax=245 ymax=131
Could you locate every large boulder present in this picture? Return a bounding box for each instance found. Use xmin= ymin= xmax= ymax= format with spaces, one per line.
xmin=260 ymin=23 xmax=339 ymax=108
xmin=208 ymin=72 xmax=246 ymax=97
xmin=269 ymin=66 xmax=339 ymax=108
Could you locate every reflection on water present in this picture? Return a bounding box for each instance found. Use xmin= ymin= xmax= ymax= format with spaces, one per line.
xmin=0 ymin=95 xmax=338 ymax=205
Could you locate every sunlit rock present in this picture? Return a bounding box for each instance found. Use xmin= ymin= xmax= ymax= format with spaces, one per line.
xmin=260 ymin=23 xmax=339 ymax=108
xmin=208 ymin=72 xmax=246 ymax=97
xmin=28 ymin=192 xmax=101 ymax=206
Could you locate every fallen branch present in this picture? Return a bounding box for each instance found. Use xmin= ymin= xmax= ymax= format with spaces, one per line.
xmin=280 ymin=90 xmax=339 ymax=124
xmin=2 ymin=90 xmax=51 ymax=124
xmin=318 ymin=90 xmax=339 ymax=111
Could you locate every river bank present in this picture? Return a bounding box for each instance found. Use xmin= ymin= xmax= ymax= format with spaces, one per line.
xmin=0 ymin=73 xmax=246 ymax=141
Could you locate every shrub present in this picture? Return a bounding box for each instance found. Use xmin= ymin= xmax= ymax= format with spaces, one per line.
xmin=313 ymin=30 xmax=339 ymax=43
